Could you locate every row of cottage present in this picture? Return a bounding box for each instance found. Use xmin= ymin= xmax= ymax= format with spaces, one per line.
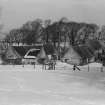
xmin=0 ymin=39 xmax=105 ymax=65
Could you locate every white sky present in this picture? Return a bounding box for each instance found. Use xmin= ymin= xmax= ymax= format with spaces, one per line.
xmin=1 ymin=0 xmax=105 ymax=31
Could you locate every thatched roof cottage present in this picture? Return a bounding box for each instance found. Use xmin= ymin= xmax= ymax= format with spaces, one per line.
xmin=62 ymin=45 xmax=95 ymax=65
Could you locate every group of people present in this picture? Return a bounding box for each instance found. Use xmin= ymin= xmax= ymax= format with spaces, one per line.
xmin=47 ymin=60 xmax=56 ymax=70
xmin=42 ymin=54 xmax=56 ymax=70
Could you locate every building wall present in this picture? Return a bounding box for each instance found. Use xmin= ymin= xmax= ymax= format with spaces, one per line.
xmin=22 ymin=58 xmax=37 ymax=65
xmin=66 ymin=57 xmax=82 ymax=65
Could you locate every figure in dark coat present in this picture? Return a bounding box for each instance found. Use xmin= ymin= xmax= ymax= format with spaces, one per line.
xmin=73 ymin=65 xmax=81 ymax=71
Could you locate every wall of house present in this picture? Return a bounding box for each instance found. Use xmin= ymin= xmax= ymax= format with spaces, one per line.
xmin=66 ymin=57 xmax=82 ymax=65
xmin=22 ymin=58 xmax=37 ymax=65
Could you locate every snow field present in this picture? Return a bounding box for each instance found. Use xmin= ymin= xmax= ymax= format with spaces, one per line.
xmin=0 ymin=62 xmax=105 ymax=105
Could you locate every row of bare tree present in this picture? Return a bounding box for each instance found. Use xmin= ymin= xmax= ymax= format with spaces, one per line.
xmin=3 ymin=17 xmax=105 ymax=47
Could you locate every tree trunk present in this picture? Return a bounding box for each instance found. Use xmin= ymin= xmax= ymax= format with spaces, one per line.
xmin=58 ymin=32 xmax=61 ymax=60
xmin=64 ymin=35 xmax=67 ymax=49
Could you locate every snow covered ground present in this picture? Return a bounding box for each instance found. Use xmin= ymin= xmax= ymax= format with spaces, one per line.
xmin=0 ymin=62 xmax=105 ymax=105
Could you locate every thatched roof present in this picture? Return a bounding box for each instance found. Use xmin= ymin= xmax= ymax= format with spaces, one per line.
xmin=11 ymin=46 xmax=40 ymax=57
xmin=5 ymin=46 xmax=21 ymax=60
xmin=13 ymin=44 xmax=57 ymax=57
xmin=73 ymin=45 xmax=94 ymax=59
xmin=99 ymin=41 xmax=105 ymax=50
xmin=5 ymin=44 xmax=57 ymax=60
xmin=43 ymin=44 xmax=58 ymax=55
xmin=63 ymin=45 xmax=94 ymax=60
xmin=86 ymin=39 xmax=102 ymax=51
xmin=5 ymin=45 xmax=42 ymax=60
xmin=63 ymin=45 xmax=81 ymax=60
xmin=37 ymin=47 xmax=48 ymax=59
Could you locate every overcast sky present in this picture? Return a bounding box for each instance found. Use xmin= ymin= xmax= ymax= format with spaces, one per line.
xmin=1 ymin=0 xmax=105 ymax=31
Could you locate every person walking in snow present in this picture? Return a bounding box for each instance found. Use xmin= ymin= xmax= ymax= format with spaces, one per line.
xmin=73 ymin=65 xmax=81 ymax=71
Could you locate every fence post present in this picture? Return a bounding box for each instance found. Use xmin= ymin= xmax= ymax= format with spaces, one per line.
xmin=87 ymin=59 xmax=89 ymax=72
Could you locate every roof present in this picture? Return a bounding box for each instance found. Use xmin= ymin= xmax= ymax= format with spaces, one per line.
xmin=24 ymin=48 xmax=40 ymax=58
xmin=5 ymin=45 xmax=42 ymax=59
xmin=73 ymin=45 xmax=94 ymax=59
xmin=12 ymin=44 xmax=57 ymax=56
xmin=63 ymin=45 xmax=81 ymax=59
xmin=43 ymin=44 xmax=58 ymax=55
xmin=63 ymin=45 xmax=94 ymax=59
xmin=5 ymin=46 xmax=21 ymax=59
xmin=86 ymin=39 xmax=102 ymax=51
xmin=5 ymin=44 xmax=57 ymax=59
xmin=37 ymin=47 xmax=48 ymax=59
xmin=12 ymin=45 xmax=42 ymax=57
xmin=99 ymin=41 xmax=105 ymax=50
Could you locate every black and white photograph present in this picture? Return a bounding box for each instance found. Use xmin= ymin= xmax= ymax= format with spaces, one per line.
xmin=0 ymin=0 xmax=105 ymax=105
